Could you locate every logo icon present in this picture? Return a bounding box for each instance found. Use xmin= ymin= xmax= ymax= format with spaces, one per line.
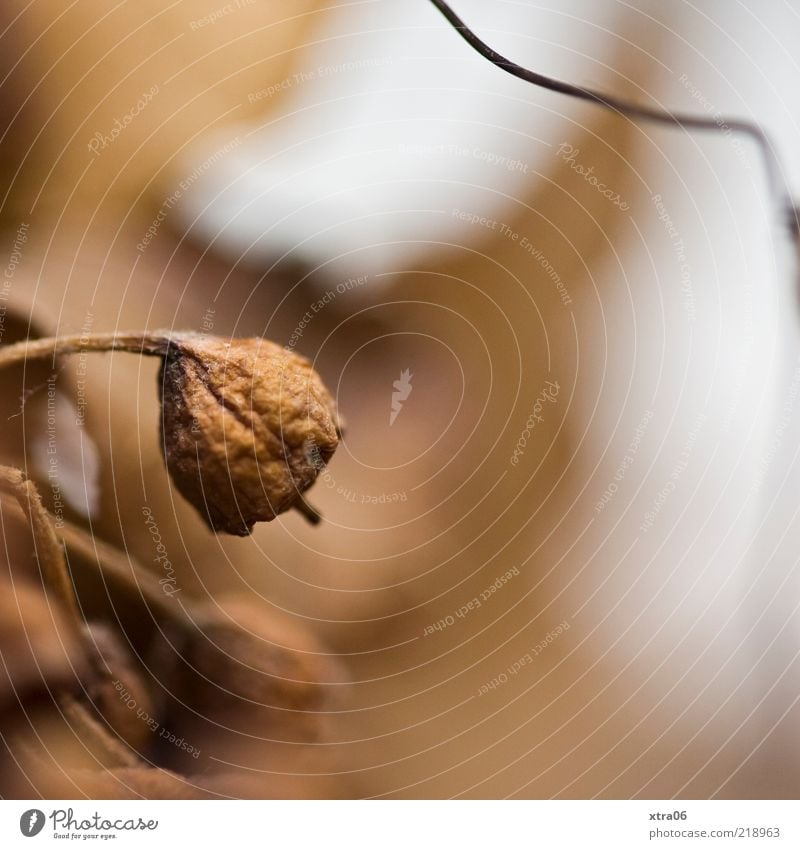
xmin=19 ymin=810 xmax=45 ymax=837
xmin=390 ymin=369 xmax=413 ymax=426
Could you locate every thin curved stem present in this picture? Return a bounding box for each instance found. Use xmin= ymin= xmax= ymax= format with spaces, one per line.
xmin=294 ymin=494 xmax=322 ymax=526
xmin=428 ymin=0 xmax=792 ymax=219
xmin=0 ymin=332 xmax=171 ymax=370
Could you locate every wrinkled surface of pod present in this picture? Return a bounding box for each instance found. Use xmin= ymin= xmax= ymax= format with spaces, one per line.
xmin=159 ymin=334 xmax=340 ymax=535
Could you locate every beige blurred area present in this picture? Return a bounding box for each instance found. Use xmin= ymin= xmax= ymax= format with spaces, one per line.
xmin=1 ymin=0 xmax=799 ymax=799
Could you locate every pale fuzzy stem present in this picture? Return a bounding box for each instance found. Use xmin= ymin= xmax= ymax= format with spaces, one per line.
xmin=0 ymin=331 xmax=172 ymax=369
xmin=0 ymin=466 xmax=83 ymax=634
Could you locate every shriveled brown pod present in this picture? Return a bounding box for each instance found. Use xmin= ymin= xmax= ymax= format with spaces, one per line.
xmin=158 ymin=334 xmax=341 ymax=535
xmin=168 ymin=596 xmax=346 ymax=748
xmin=0 ymin=330 xmax=342 ymax=536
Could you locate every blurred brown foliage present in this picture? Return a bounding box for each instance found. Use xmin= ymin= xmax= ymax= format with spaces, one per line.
xmin=1 ymin=0 xmax=798 ymax=801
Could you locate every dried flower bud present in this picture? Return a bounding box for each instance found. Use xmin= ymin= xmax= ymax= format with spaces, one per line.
xmin=158 ymin=334 xmax=340 ymax=535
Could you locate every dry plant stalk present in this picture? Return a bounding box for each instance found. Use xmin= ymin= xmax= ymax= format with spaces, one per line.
xmin=0 ymin=328 xmax=344 ymax=790
xmin=0 ymin=479 xmax=339 ymax=761
xmin=0 ymin=468 xmax=150 ymax=763
xmin=0 ymin=330 xmax=341 ymax=533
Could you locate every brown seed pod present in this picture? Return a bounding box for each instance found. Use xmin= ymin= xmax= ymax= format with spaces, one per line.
xmin=171 ymin=596 xmax=346 ymax=745
xmin=0 ymin=330 xmax=341 ymax=534
xmin=158 ymin=333 xmax=341 ymax=535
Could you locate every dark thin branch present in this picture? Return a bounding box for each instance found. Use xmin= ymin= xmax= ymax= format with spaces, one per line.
xmin=428 ymin=0 xmax=792 ymax=223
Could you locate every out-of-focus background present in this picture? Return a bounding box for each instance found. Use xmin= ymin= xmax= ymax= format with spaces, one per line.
xmin=0 ymin=0 xmax=799 ymax=799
